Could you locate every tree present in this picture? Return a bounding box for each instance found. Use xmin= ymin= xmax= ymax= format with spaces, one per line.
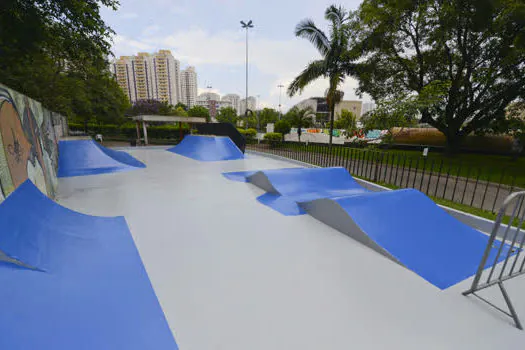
xmin=128 ymin=99 xmax=171 ymax=116
xmin=350 ymin=0 xmax=525 ymax=152
xmin=216 ymin=107 xmax=238 ymax=125
xmin=188 ymin=105 xmax=210 ymax=121
xmin=173 ymin=107 xmax=188 ymax=117
xmin=284 ymin=107 xmax=315 ymax=141
xmin=288 ymin=5 xmax=354 ymax=147
xmin=258 ymin=108 xmax=280 ymax=128
xmin=1 ymin=0 xmax=127 ymax=124
xmin=175 ymin=102 xmax=188 ymax=111
xmin=274 ymin=120 xmax=292 ymax=141
xmin=334 ymin=109 xmax=358 ymax=133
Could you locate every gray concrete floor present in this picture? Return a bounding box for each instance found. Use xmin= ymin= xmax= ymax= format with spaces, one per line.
xmin=56 ymin=148 xmax=525 ymax=349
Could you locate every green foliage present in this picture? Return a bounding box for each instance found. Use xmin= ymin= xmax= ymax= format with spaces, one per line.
xmin=288 ymin=5 xmax=355 ymax=145
xmin=361 ymin=100 xmax=418 ymax=132
xmin=175 ymin=102 xmax=188 ymax=111
xmin=258 ymin=108 xmax=280 ymax=128
xmin=216 ymin=107 xmax=238 ymax=125
xmin=351 ymin=0 xmax=525 ymax=152
xmin=1 ymin=0 xmax=127 ymax=124
xmin=284 ymin=107 xmax=314 ymax=129
xmin=187 ymin=105 xmax=209 ymax=121
xmin=237 ymin=128 xmax=257 ymax=143
xmin=264 ymin=132 xmax=283 ymax=142
xmin=334 ymin=109 xmax=358 ymax=132
xmin=274 ymin=120 xmax=292 ymax=138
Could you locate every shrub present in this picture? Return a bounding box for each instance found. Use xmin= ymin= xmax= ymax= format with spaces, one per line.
xmin=274 ymin=120 xmax=291 ymax=137
xmin=264 ymin=132 xmax=282 ymax=142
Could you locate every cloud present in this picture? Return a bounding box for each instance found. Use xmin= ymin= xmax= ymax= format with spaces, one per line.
xmin=112 ymin=35 xmax=155 ymax=56
xmin=110 ymin=27 xmax=370 ymax=109
xmin=141 ymin=25 xmax=161 ymax=37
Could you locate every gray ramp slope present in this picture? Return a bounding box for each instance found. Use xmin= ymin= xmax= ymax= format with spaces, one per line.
xmin=300 ymin=198 xmax=400 ymax=265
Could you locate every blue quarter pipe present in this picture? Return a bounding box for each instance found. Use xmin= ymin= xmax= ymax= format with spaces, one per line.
xmin=224 ymin=166 xmax=514 ymax=289
xmin=168 ymin=135 xmax=244 ymax=161
xmin=0 ymin=180 xmax=177 ymax=349
xmin=58 ymin=139 xmax=146 ymax=177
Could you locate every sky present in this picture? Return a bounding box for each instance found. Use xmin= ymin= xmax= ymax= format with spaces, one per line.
xmin=101 ymin=0 xmax=370 ymax=111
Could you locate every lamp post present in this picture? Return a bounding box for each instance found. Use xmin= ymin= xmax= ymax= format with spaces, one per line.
xmin=277 ymin=84 xmax=284 ymax=120
xmin=240 ymin=20 xmax=254 ymax=129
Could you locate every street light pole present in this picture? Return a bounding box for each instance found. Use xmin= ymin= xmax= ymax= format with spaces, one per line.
xmin=277 ymin=84 xmax=284 ymax=120
xmin=240 ymin=20 xmax=254 ymax=129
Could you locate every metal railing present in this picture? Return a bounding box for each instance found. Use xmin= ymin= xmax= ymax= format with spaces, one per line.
xmin=463 ymin=191 xmax=525 ymax=330
xmin=247 ymin=141 xmax=524 ymax=215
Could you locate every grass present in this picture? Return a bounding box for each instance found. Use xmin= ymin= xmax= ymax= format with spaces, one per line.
xmin=268 ymin=142 xmax=525 ymax=188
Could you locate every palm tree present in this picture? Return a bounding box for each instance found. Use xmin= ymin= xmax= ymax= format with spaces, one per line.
xmin=285 ymin=107 xmax=315 ymax=142
xmin=288 ymin=5 xmax=353 ymax=147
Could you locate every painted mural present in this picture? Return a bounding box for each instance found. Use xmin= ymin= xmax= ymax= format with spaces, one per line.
xmin=0 ymin=84 xmax=67 ymax=202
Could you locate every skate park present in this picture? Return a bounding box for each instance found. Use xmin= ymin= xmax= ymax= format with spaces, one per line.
xmin=1 ymin=122 xmax=525 ymax=349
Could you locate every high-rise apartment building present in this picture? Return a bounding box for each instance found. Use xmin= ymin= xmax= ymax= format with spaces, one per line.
xmin=239 ymin=96 xmax=257 ymax=116
xmin=222 ymin=94 xmax=241 ymax=114
xmin=110 ymin=50 xmax=181 ymax=105
xmin=180 ymin=67 xmax=198 ymax=108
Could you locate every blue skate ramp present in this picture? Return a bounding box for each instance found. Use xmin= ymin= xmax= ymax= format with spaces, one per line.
xmin=223 ymin=167 xmax=369 ymax=215
xmin=301 ymin=189 xmax=515 ymax=289
xmin=0 ymin=180 xmax=178 ymax=349
xmin=58 ymin=139 xmax=146 ymax=177
xmin=168 ymin=135 xmax=244 ymax=161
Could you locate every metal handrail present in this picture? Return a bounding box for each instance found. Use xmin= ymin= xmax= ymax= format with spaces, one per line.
xmin=463 ymin=191 xmax=525 ymax=330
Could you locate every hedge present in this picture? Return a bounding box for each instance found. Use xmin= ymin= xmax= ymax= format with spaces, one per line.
xmin=391 ymin=127 xmax=515 ymax=153
xmin=68 ymin=123 xmax=190 ymax=139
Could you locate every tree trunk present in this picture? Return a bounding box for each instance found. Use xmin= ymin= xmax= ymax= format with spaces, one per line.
xmin=444 ymin=130 xmax=465 ymax=155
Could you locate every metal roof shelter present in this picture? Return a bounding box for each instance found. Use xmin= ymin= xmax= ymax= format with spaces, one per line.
xmin=131 ymin=115 xmax=207 ymax=145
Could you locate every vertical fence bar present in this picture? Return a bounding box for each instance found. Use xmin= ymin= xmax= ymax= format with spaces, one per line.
xmin=405 ymin=158 xmax=413 ymax=188
xmin=412 ymin=158 xmax=420 ymax=189
xmin=492 ymin=169 xmax=507 ymax=214
xmin=450 ymin=161 xmax=462 ymax=202
xmin=399 ymin=155 xmax=407 ymax=187
xmin=383 ymin=153 xmax=390 ymax=183
xmin=393 ymin=155 xmax=402 ymax=186
xmin=481 ymin=172 xmax=492 ymax=210
xmin=419 ymin=157 xmax=428 ymax=191
xmin=470 ymin=168 xmax=482 ymax=208
xmin=426 ymin=160 xmax=435 ymax=195
xmin=442 ymin=163 xmax=452 ymax=200
xmin=461 ymin=166 xmax=472 ymax=205
xmin=433 ymin=160 xmax=444 ymax=197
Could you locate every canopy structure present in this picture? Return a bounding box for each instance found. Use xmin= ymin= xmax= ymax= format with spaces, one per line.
xmin=131 ymin=115 xmax=207 ymax=145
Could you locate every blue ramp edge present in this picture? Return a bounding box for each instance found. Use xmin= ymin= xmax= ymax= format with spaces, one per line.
xmin=58 ymin=139 xmax=146 ymax=177
xmin=223 ymin=167 xmax=369 ymax=216
xmin=168 ymin=135 xmax=244 ymax=161
xmin=0 ymin=180 xmax=178 ymax=349
xmin=302 ymin=189 xmax=515 ymax=289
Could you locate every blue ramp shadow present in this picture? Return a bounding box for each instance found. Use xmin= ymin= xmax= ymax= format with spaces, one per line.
xmin=0 ymin=180 xmax=177 ymax=349
xmin=58 ymin=139 xmax=146 ymax=177
xmin=301 ymin=189 xmax=516 ymax=289
xmin=168 ymin=135 xmax=244 ymax=161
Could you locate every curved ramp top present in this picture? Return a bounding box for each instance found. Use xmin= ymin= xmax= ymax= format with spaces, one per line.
xmin=58 ymin=139 xmax=146 ymax=177
xmin=223 ymin=167 xmax=369 ymax=215
xmin=167 ymin=135 xmax=244 ymax=161
xmin=301 ymin=189 xmax=514 ymax=289
xmin=0 ymin=180 xmax=177 ymax=349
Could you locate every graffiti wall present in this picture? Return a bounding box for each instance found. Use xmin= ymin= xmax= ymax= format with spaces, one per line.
xmin=0 ymin=83 xmax=67 ymax=203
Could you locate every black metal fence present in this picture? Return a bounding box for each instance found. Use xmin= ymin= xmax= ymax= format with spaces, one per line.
xmin=247 ymin=141 xmax=524 ymax=215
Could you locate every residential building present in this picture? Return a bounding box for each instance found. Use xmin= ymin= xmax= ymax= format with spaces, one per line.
xmin=239 ymin=96 xmax=256 ymax=116
xmin=222 ymin=94 xmax=241 ymax=113
xmin=362 ymin=102 xmax=377 ymax=116
xmin=181 ymin=67 xmax=198 ymax=108
xmin=110 ymin=50 xmax=181 ymax=105
xmin=196 ymin=92 xmax=221 ymax=119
